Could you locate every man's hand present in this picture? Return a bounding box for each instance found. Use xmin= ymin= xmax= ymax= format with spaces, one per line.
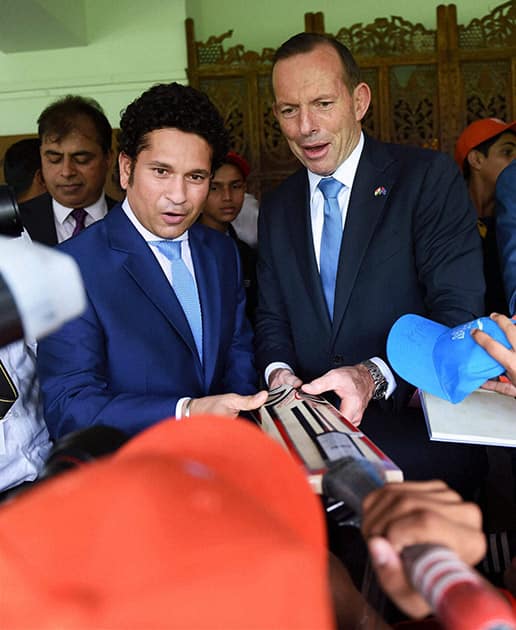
xmin=361 ymin=480 xmax=486 ymax=618
xmin=301 ymin=364 xmax=375 ymax=426
xmin=189 ymin=391 xmax=268 ymax=417
xmin=471 ymin=312 xmax=516 ymax=396
xmin=268 ymin=368 xmax=302 ymax=390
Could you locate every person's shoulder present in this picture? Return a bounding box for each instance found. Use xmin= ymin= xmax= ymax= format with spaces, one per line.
xmin=191 ymin=222 xmax=237 ymax=254
xmin=261 ymin=167 xmax=308 ymax=207
xmin=18 ymin=192 xmax=52 ymax=215
xmin=57 ymin=207 xmax=115 ymax=257
xmin=366 ymin=135 xmax=453 ymax=170
xmin=498 ymin=160 xmax=516 ymax=188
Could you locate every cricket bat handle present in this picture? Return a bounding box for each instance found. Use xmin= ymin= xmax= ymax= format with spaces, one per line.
xmin=322 ymin=458 xmax=516 ymax=630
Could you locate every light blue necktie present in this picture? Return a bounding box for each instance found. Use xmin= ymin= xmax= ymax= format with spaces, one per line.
xmin=152 ymin=240 xmax=203 ymax=362
xmin=319 ymin=177 xmax=344 ymax=319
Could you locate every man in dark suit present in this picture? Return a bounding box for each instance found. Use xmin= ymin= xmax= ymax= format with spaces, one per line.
xmin=256 ymin=33 xmax=486 ymax=493
xmin=19 ymin=95 xmax=116 ymax=245
xmin=37 ymin=82 xmax=266 ymax=440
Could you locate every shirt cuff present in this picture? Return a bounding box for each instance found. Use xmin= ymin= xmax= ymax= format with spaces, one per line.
xmin=175 ymin=397 xmax=191 ymax=419
xmin=369 ymin=356 xmax=396 ymax=399
xmin=264 ymin=362 xmax=294 ymax=387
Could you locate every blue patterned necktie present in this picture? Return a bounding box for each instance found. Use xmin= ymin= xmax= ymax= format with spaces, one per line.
xmin=151 ymin=240 xmax=203 ymax=362
xmin=318 ymin=177 xmax=344 ymax=319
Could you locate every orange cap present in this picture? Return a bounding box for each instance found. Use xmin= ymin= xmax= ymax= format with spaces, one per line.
xmin=0 ymin=416 xmax=333 ymax=629
xmin=454 ymin=118 xmax=516 ymax=171
xmin=225 ymin=151 xmax=251 ymax=179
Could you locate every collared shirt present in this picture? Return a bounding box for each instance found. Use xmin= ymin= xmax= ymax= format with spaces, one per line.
xmin=307 ymin=132 xmax=364 ymax=269
xmin=122 ymin=199 xmax=196 ymax=280
xmin=121 ymin=198 xmax=199 ymax=419
xmin=52 ymin=193 xmax=109 ymax=243
xmin=0 ymin=340 xmax=52 ymax=493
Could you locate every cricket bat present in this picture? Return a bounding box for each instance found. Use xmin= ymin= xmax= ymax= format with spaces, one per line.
xmin=253 ymin=384 xmax=403 ymax=494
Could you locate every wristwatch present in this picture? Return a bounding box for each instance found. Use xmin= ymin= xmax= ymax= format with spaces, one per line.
xmin=360 ymin=359 xmax=388 ymax=400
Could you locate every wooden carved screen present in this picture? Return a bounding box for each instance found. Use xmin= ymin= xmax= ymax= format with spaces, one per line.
xmin=185 ymin=2 xmax=515 ymax=198
xmin=185 ymin=19 xmax=298 ymax=200
xmin=308 ymin=1 xmax=515 ymax=155
xmin=311 ymin=10 xmax=445 ymax=152
xmin=452 ymin=1 xmax=515 ymax=142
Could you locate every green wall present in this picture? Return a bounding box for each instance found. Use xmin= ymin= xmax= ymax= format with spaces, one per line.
xmin=0 ymin=0 xmax=497 ymax=134
xmin=186 ymin=0 xmax=495 ymax=51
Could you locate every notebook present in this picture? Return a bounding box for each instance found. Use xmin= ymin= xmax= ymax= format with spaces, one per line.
xmin=420 ymin=388 xmax=516 ymax=447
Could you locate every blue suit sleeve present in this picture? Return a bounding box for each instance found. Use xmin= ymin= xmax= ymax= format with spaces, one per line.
xmin=496 ymin=161 xmax=516 ymax=315
xmin=37 ymin=300 xmax=179 ymax=440
xmin=220 ymin=241 xmax=259 ymax=395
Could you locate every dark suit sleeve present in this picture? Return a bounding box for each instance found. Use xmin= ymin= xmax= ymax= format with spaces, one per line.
xmin=220 ymin=241 xmax=259 ymax=395
xmin=411 ymin=151 xmax=485 ymax=325
xmin=254 ymin=196 xmax=299 ymax=374
xmin=37 ymin=300 xmax=179 ymax=440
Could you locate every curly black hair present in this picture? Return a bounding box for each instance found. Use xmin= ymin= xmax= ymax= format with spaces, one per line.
xmin=118 ymin=82 xmax=229 ymax=173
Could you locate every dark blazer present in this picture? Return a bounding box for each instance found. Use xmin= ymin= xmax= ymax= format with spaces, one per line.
xmin=256 ymin=134 xmax=485 ymax=406
xmin=18 ymin=192 xmax=117 ymax=246
xmin=37 ymin=204 xmax=258 ymax=439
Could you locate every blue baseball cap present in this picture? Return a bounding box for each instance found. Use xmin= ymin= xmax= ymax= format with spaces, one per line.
xmin=386 ymin=314 xmax=514 ymax=403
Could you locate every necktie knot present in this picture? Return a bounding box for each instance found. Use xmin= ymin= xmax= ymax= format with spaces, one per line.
xmin=318 ymin=177 xmax=343 ymax=200
xmin=152 ymin=240 xmax=182 ymax=261
xmin=70 ymin=208 xmax=87 ymax=237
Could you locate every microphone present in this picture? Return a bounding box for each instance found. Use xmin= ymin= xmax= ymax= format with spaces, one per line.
xmin=0 ymin=235 xmax=86 ymax=347
xmin=322 ymin=457 xmax=516 ymax=630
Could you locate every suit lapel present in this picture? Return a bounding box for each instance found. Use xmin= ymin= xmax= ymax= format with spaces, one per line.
xmin=286 ymin=170 xmax=332 ymax=333
xmin=188 ymin=224 xmax=220 ymax=389
xmin=106 ymin=207 xmax=202 ymax=375
xmin=332 ymin=137 xmax=397 ymax=343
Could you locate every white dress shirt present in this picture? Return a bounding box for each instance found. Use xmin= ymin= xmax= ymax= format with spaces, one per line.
xmin=52 ymin=193 xmax=109 ymax=243
xmin=0 ymin=340 xmax=52 ymax=493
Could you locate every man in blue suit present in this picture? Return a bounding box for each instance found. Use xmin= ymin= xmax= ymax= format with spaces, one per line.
xmin=256 ymin=34 xmax=486 ymax=494
xmin=37 ymin=83 xmax=266 ymax=440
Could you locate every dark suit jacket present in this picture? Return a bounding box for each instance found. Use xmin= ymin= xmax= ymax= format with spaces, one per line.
xmin=255 ymin=134 xmax=485 ymax=407
xmin=37 ymin=205 xmax=258 ymax=439
xmin=18 ymin=192 xmax=117 ymax=246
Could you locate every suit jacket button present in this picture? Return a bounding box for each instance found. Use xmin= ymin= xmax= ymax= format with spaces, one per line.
xmin=333 ymin=354 xmax=343 ymax=365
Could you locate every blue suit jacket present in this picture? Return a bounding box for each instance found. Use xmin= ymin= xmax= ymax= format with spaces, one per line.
xmin=256 ymin=134 xmax=485 ymax=406
xmin=495 ymin=160 xmax=516 ymax=314
xmin=37 ymin=205 xmax=258 ymax=439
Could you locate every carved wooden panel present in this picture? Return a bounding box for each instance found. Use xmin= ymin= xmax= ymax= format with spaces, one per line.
xmin=462 ymin=60 xmax=511 ymax=123
xmin=454 ymin=1 xmax=515 ymax=137
xmin=185 ymin=2 xmax=515 ymax=198
xmin=334 ymin=16 xmax=436 ymax=56
xmin=390 ymin=65 xmax=439 ymax=148
xmin=458 ymin=0 xmax=515 ymax=49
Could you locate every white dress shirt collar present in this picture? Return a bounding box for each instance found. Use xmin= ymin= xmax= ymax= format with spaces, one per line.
xmin=121 ymin=198 xmax=188 ymax=243
xmin=307 ymin=132 xmax=364 ymax=202
xmin=52 ymin=193 xmax=108 ymax=225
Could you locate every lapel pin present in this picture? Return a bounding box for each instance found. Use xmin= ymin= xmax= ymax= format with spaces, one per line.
xmin=374 ymin=186 xmax=387 ymax=197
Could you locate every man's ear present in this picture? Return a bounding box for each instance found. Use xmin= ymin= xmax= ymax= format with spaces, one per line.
xmin=353 ymin=82 xmax=371 ymax=122
xmin=466 ymin=149 xmax=485 ymax=173
xmin=272 ymin=102 xmax=280 ymax=122
xmin=118 ymin=152 xmax=132 ymax=190
xmin=34 ymin=168 xmax=46 ymax=192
